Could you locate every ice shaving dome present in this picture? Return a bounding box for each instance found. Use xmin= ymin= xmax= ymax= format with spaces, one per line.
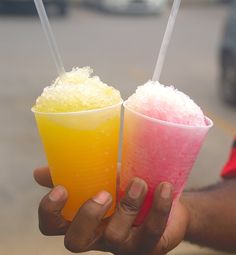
xmin=33 ymin=67 xmax=122 ymax=113
xmin=126 ymin=81 xmax=206 ymax=127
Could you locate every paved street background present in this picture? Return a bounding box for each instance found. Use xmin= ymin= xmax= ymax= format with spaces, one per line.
xmin=0 ymin=2 xmax=236 ymax=254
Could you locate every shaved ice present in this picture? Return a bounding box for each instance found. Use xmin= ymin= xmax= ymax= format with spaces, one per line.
xmin=32 ymin=67 xmax=122 ymax=113
xmin=126 ymin=80 xmax=206 ymax=127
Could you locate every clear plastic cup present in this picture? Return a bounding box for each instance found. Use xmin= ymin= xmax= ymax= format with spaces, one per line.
xmin=33 ymin=102 xmax=122 ymax=221
xmin=119 ymin=101 xmax=213 ymax=225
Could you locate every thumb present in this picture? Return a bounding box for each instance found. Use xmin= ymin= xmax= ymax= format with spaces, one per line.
xmin=38 ymin=186 xmax=70 ymax=235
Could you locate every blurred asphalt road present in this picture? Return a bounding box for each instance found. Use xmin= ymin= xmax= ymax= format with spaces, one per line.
xmin=0 ymin=2 xmax=236 ymax=255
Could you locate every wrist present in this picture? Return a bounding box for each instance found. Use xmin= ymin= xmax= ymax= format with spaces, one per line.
xmin=179 ymin=192 xmax=196 ymax=241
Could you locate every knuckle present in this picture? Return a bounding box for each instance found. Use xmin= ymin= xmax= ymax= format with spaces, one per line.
xmin=154 ymin=203 xmax=171 ymax=218
xmin=119 ymin=198 xmax=140 ymax=214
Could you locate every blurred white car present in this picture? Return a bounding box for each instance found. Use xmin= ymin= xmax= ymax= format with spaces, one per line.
xmin=85 ymin=0 xmax=167 ymax=14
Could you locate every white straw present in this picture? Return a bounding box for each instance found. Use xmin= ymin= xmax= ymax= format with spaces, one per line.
xmin=34 ymin=0 xmax=65 ymax=78
xmin=152 ymin=0 xmax=182 ymax=81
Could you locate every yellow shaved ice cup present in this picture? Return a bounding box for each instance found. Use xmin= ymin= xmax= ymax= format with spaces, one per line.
xmin=33 ymin=102 xmax=122 ymax=221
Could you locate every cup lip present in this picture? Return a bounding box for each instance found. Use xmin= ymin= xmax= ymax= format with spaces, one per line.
xmin=123 ymin=101 xmax=213 ymax=130
xmin=31 ymin=100 xmax=123 ymax=116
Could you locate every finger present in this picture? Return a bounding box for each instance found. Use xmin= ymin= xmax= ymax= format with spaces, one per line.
xmin=153 ymin=202 xmax=188 ymax=255
xmin=104 ymin=178 xmax=147 ymax=247
xmin=38 ymin=186 xmax=70 ymax=235
xmin=34 ymin=167 xmax=53 ymax=188
xmin=136 ymin=182 xmax=173 ymax=252
xmin=64 ymin=191 xmax=112 ymax=253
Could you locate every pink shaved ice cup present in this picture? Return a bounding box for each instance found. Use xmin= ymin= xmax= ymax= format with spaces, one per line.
xmin=119 ymin=101 xmax=213 ymax=226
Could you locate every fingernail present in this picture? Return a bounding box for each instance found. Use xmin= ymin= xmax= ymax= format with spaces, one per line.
xmin=49 ymin=186 xmax=66 ymax=202
xmin=160 ymin=183 xmax=172 ymax=199
xmin=128 ymin=178 xmax=145 ymax=199
xmin=93 ymin=191 xmax=112 ymax=205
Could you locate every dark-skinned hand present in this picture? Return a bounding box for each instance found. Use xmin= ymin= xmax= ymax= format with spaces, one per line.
xmin=34 ymin=167 xmax=189 ymax=255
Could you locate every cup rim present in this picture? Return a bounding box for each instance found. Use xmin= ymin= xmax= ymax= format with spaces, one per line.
xmin=123 ymin=101 xmax=213 ymax=130
xmin=32 ymin=101 xmax=123 ymax=116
